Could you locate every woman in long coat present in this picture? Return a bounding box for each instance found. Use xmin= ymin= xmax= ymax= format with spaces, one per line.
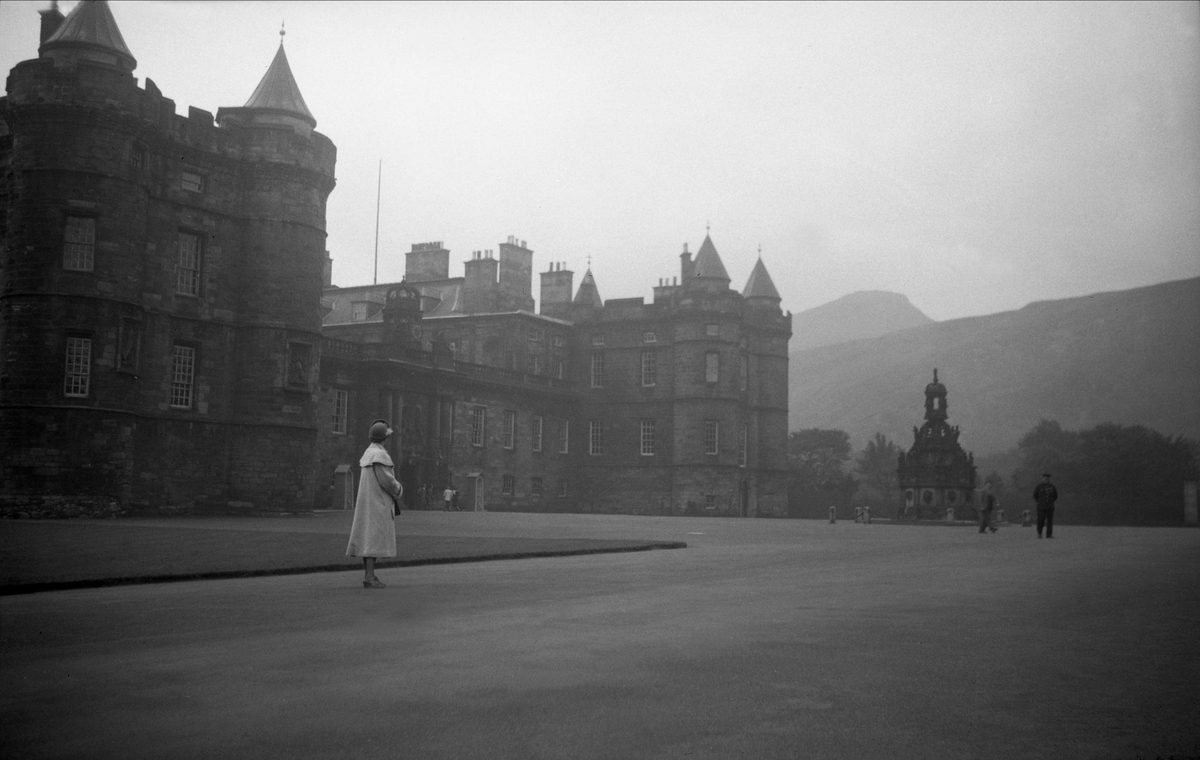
xmin=346 ymin=419 xmax=402 ymax=588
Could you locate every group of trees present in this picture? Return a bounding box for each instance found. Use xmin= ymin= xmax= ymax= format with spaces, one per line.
xmin=786 ymin=420 xmax=1198 ymax=525
xmin=785 ymin=429 xmax=900 ymax=518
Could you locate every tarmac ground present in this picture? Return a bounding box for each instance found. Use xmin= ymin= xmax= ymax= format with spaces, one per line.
xmin=1 ymin=512 xmax=1198 ymax=760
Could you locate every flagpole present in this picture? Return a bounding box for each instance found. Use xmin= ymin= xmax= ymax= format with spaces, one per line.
xmin=373 ymin=160 xmax=381 ymax=285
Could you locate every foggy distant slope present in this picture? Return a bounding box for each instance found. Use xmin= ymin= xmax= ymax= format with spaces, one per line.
xmin=787 ymin=277 xmax=1200 ymax=456
xmin=791 ymin=291 xmax=934 ymax=351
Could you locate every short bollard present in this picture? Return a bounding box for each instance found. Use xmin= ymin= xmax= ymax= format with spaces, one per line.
xmin=1022 ymin=509 xmax=1032 ymax=527
xmin=946 ymin=508 xmax=955 ymax=523
xmin=864 ymin=506 xmax=871 ymax=524
xmin=829 ymin=506 xmax=837 ymax=524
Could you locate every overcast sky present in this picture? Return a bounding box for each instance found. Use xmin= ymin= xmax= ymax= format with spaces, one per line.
xmin=3 ymin=1 xmax=1197 ymax=320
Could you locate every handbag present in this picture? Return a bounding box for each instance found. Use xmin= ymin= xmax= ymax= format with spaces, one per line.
xmin=372 ymin=464 xmax=402 ymax=517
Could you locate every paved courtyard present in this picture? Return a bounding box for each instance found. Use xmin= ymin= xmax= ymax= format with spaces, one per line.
xmin=2 ymin=513 xmax=1198 ymax=759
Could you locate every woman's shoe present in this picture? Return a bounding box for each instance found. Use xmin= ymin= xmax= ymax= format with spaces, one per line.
xmin=363 ymin=577 xmax=386 ymax=588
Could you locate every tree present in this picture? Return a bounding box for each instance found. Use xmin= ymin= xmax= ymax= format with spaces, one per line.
xmin=855 ymin=432 xmax=901 ymax=506
xmin=786 ymin=429 xmax=857 ymax=517
xmin=1012 ymin=419 xmax=1198 ymax=525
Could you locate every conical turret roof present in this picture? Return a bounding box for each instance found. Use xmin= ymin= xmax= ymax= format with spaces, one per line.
xmin=40 ymin=0 xmax=136 ymax=71
xmin=243 ymin=42 xmax=316 ymax=128
xmin=573 ymin=269 xmax=603 ymax=307
xmin=743 ymin=257 xmax=781 ymax=300
xmin=693 ymin=235 xmax=730 ymax=283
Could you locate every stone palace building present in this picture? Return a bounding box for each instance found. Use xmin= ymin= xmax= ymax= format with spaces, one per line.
xmin=0 ymin=1 xmax=792 ymax=518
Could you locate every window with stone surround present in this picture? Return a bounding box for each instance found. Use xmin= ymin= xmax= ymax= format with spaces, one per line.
xmin=590 ymin=352 xmax=605 ymax=388
xmin=63 ymin=336 xmax=91 ymax=397
xmin=739 ymin=422 xmax=748 ymax=467
xmin=170 ymin=344 xmax=196 ymax=409
xmin=502 ymin=410 xmax=515 ymax=449
xmin=531 ymin=415 xmax=543 ymax=452
xmin=589 ymin=420 xmax=604 ymax=456
xmin=118 ymin=316 xmax=141 ymax=374
xmin=63 ymin=216 xmax=95 ymax=272
xmin=641 ymin=351 xmax=657 ymax=387
xmin=705 ymin=352 xmax=719 ymax=383
xmin=332 ymin=389 xmax=349 ymax=435
xmin=531 ymin=477 xmax=543 ymax=498
xmin=704 ymin=420 xmax=719 ymax=456
xmin=640 ymin=419 xmax=656 ymax=456
xmin=559 ymin=420 xmax=569 ymax=454
xmin=470 ymin=406 xmax=486 ymax=447
xmin=558 ymin=479 xmax=568 ymax=497
xmin=180 ymin=170 xmax=206 ymax=193
xmin=176 ymin=231 xmax=202 ymax=296
xmin=502 ymin=474 xmax=514 ymax=496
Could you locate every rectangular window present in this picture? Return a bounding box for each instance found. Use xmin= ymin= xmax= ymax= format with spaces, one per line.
xmin=470 ymin=406 xmax=486 ymax=447
xmin=559 ymin=420 xmax=569 ymax=454
xmin=739 ymin=354 xmax=748 ymax=391
xmin=527 ymin=355 xmax=542 ymax=375
xmin=131 ymin=144 xmax=146 ymax=169
xmin=531 ymin=415 xmax=543 ymax=452
xmin=170 ymin=344 xmax=196 ymax=409
xmin=287 ymin=342 xmax=312 ymax=389
xmin=531 ymin=477 xmax=543 ymax=498
xmin=558 ymin=480 xmax=568 ymax=497
xmin=63 ymin=216 xmax=95 ymax=272
xmin=704 ymin=420 xmax=719 ymax=456
xmin=739 ymin=422 xmax=748 ymax=467
xmin=589 ymin=420 xmax=604 ymax=456
xmin=706 ymin=323 xmax=720 ymax=337
xmin=553 ymin=359 xmax=564 ymax=380
xmin=643 ymin=331 xmax=657 ymax=343
xmin=641 ymin=351 xmax=657 ymax=387
xmin=705 ymin=494 xmax=718 ymax=510
xmin=502 ymin=474 xmax=514 ymax=496
xmin=177 ymin=231 xmax=201 ymax=296
xmin=591 ymin=335 xmax=605 ymax=347
xmin=590 ymin=352 xmax=605 ymax=388
xmin=528 ymin=327 xmax=543 ymax=342
xmin=63 ymin=337 xmax=91 ymax=397
xmin=705 ymin=352 xmax=719 ymax=383
xmin=502 ymin=409 xmax=515 ymax=449
xmin=332 ymin=389 xmax=349 ymax=435
xmin=118 ymin=316 xmax=141 ymax=373
xmin=640 ymin=419 xmax=656 ymax=456
xmin=180 ymin=170 xmax=206 ymax=193
xmin=552 ymin=336 xmax=565 ymax=348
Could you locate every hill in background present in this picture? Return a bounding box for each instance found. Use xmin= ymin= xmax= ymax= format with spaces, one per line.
xmin=788 ymin=277 xmax=1200 ymax=456
xmin=790 ymin=290 xmax=934 ymax=351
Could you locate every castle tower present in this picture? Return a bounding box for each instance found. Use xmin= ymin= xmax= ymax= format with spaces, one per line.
xmin=897 ymin=370 xmax=977 ymax=520
xmin=569 ymin=268 xmax=603 ymax=321
xmin=0 ymin=4 xmax=336 ymax=516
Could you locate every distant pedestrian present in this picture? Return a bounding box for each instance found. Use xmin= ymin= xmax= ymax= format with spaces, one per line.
xmin=443 ymin=485 xmax=454 ymax=511
xmin=451 ymin=488 xmax=460 ymax=512
xmin=1033 ymin=472 xmax=1059 ymax=539
xmin=978 ymin=482 xmax=998 ymax=534
xmin=346 ymin=419 xmax=402 ymax=588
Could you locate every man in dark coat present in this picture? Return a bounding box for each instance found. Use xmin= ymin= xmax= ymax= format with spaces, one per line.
xmin=1033 ymin=472 xmax=1059 ymax=539
xmin=978 ymin=482 xmax=998 ymax=534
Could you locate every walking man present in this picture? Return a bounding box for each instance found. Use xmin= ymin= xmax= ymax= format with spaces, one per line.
xmin=1033 ymin=472 xmax=1059 ymax=539
xmin=978 ymin=482 xmax=998 ymax=534
xmin=443 ymin=484 xmax=454 ymax=511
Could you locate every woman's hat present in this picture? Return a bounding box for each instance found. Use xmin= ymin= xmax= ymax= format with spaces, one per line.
xmin=369 ymin=419 xmax=393 ymax=442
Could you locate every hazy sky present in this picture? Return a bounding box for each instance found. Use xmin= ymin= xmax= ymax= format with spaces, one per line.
xmin=3 ymin=1 xmax=1197 ymax=320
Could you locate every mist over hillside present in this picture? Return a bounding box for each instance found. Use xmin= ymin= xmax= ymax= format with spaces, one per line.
xmin=787 ymin=277 xmax=1200 ymax=456
xmin=791 ymin=291 xmax=934 ymax=352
